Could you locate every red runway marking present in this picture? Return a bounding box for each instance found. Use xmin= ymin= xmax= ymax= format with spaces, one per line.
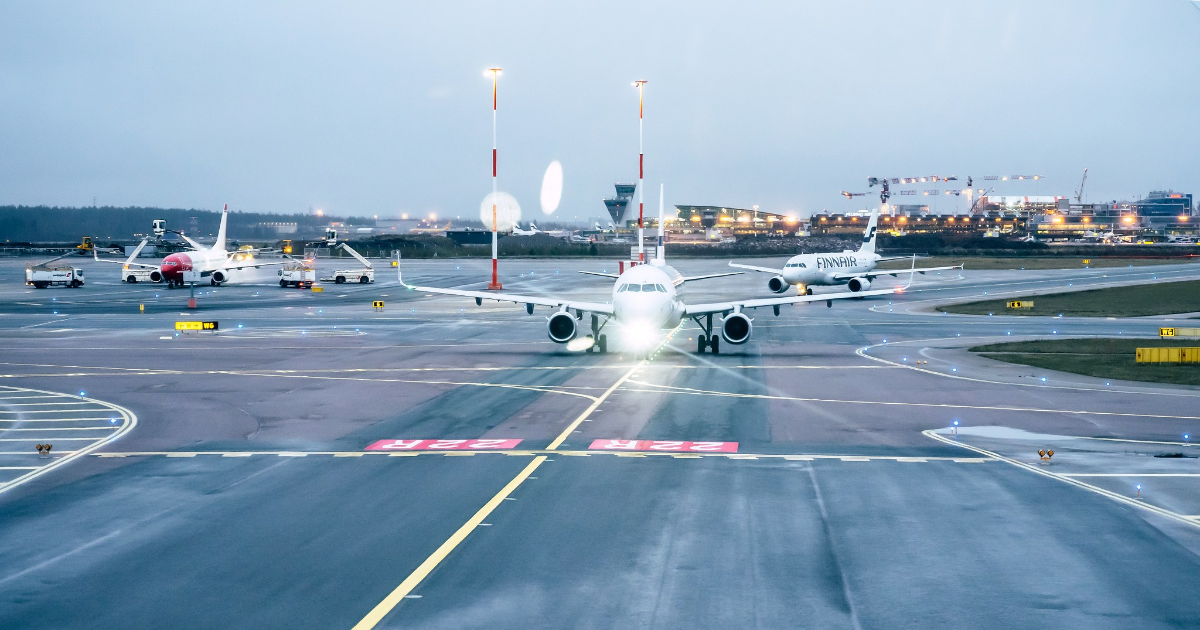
xmin=587 ymin=439 xmax=738 ymax=453
xmin=365 ymin=439 xmax=523 ymax=451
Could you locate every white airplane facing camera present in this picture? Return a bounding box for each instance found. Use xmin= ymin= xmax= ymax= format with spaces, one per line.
xmin=399 ymin=186 xmax=915 ymax=355
xmin=729 ymin=209 xmax=962 ymax=295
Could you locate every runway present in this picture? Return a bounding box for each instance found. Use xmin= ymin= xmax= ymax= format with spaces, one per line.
xmin=1 ymin=254 xmax=1199 ymax=629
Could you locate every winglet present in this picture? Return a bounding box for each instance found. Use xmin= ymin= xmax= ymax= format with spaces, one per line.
xmin=396 ymin=252 xmax=412 ymax=289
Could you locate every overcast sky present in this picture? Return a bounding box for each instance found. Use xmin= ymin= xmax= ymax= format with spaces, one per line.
xmin=2 ymin=1 xmax=1198 ymax=222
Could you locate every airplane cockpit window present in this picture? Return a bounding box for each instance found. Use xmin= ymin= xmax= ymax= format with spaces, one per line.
xmin=655 ymin=284 xmax=666 ymax=292
xmin=617 ymin=284 xmax=627 ymax=292
xmin=641 ymin=284 xmax=657 ymax=292
xmin=627 ymin=284 xmax=641 ymax=292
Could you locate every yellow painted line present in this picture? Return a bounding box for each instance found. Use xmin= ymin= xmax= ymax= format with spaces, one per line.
xmin=350 ymin=456 xmax=546 ymax=630
xmin=923 ymin=430 xmax=1200 ymax=530
xmin=545 ymin=359 xmax=646 ymax=451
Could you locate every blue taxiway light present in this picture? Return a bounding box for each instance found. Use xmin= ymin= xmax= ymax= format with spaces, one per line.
xmin=951 ymin=368 xmax=958 ymax=372
xmin=79 ymin=391 xmax=86 ymax=396
xmin=1041 ymin=377 xmax=1047 ymax=382
xmin=952 ymin=420 xmax=959 ymax=426
xmin=237 ymin=324 xmax=243 ymax=328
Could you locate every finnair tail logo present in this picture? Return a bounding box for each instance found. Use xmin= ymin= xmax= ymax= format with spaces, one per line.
xmin=864 ymin=227 xmax=876 ymax=242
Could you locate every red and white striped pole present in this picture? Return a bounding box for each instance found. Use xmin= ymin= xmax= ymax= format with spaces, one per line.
xmin=487 ymin=67 xmax=503 ymax=290
xmin=633 ymin=80 xmax=647 ymax=262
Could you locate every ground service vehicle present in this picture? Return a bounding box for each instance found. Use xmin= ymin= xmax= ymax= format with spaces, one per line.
xmin=26 ymin=255 xmax=85 ymax=288
xmin=279 ymin=264 xmax=316 ymax=288
xmin=320 ymin=230 xmax=374 ymax=284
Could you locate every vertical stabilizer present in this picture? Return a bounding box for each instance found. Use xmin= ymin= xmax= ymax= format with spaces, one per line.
xmin=858 ymin=207 xmax=879 ymax=255
xmin=657 ymin=184 xmax=666 ymax=263
xmin=213 ymin=204 xmax=229 ymax=252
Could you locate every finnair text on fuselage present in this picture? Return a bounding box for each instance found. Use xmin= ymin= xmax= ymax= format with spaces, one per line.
xmin=815 ymin=254 xmax=860 ymax=270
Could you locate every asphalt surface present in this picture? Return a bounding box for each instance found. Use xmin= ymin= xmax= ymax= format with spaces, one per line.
xmin=1 ymin=253 xmax=1200 ymax=629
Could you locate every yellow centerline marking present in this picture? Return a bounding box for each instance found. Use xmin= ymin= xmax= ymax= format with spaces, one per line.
xmin=348 ymin=333 xmax=676 ymax=629
xmin=350 ymin=456 xmax=546 ymax=630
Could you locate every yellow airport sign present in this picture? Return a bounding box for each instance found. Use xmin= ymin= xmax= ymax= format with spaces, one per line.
xmin=1161 ymin=328 xmax=1175 ymax=337
xmin=1082 ymin=259 xmax=1090 ymax=264
xmin=372 ymin=301 xmax=385 ymax=310
xmin=312 ymin=286 xmax=324 ymax=293
xmin=1006 ymin=300 xmax=1034 ymax=309
xmin=175 ymin=321 xmax=218 ymax=331
xmin=1161 ymin=327 xmax=1200 ymax=338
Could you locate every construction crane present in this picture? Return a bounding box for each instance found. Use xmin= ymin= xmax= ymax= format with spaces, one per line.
xmin=1074 ymin=168 xmax=1088 ymax=203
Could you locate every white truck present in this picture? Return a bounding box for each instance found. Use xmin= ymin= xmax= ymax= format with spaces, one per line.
xmin=113 ymin=236 xmax=162 ymax=283
xmin=278 ymin=263 xmax=316 ymax=288
xmin=319 ymin=229 xmax=374 ymax=284
xmin=26 ymin=255 xmax=85 ymax=289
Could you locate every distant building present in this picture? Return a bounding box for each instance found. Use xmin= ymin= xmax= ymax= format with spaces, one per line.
xmin=674 ymin=205 xmax=800 ymax=234
xmin=603 ymin=183 xmax=636 ymax=224
xmin=257 ymin=222 xmax=298 ymax=235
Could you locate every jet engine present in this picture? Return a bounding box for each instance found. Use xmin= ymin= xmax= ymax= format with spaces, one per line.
xmin=547 ymin=311 xmax=578 ymax=343
xmin=767 ymin=276 xmax=789 ymax=293
xmin=720 ymin=313 xmax=753 ymax=345
xmin=149 ymin=270 xmax=163 ymax=282
xmin=847 ymin=277 xmax=872 ymax=292
xmin=211 ymin=270 xmax=227 ymax=284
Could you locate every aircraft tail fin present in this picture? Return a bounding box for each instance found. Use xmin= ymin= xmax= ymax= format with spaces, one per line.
xmin=858 ymin=207 xmax=879 ymax=255
xmin=213 ymin=204 xmax=229 ymax=252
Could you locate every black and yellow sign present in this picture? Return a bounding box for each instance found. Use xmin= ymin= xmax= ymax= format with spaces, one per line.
xmin=372 ymin=301 xmax=385 ymax=309
xmin=1006 ymin=300 xmax=1034 ymax=309
xmin=1161 ymin=327 xmax=1176 ymax=337
xmin=175 ymin=321 xmax=218 ymax=331
xmin=1082 ymin=259 xmax=1090 ymax=264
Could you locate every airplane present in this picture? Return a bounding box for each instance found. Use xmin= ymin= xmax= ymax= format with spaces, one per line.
xmin=398 ymin=186 xmax=914 ymax=355
xmin=511 ymin=222 xmax=541 ymax=236
xmin=728 ymin=208 xmax=961 ymax=295
xmin=95 ymin=205 xmax=291 ymax=288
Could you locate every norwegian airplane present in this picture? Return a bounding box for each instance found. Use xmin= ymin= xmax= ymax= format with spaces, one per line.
xmin=103 ymin=205 xmax=290 ymax=288
xmin=399 ymin=186 xmax=914 ymax=355
xmin=729 ymin=208 xmax=961 ymax=295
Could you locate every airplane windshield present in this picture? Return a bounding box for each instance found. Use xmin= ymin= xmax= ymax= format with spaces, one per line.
xmin=656 ymin=284 xmax=666 ymax=292
xmin=627 ymin=284 xmax=641 ymax=292
xmin=641 ymin=284 xmax=657 ymax=292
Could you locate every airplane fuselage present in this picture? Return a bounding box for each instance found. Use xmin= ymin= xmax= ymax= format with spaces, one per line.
xmin=611 ymin=262 xmax=685 ymax=330
xmin=160 ymin=248 xmax=228 ymax=285
xmin=780 ymin=251 xmax=881 ymax=287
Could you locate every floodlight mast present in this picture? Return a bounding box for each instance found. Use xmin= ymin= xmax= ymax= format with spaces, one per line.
xmin=487 ymin=67 xmax=503 ymax=290
xmin=633 ymin=80 xmax=647 ymax=262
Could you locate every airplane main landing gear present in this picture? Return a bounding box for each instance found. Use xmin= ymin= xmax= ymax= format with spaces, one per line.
xmin=692 ymin=313 xmax=720 ymax=354
xmin=585 ymin=314 xmax=609 ymax=354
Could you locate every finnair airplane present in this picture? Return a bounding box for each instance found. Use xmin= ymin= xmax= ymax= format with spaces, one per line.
xmin=399 ymin=187 xmax=913 ymax=355
xmin=729 ymin=209 xmax=961 ymax=295
xmin=511 ymin=223 xmax=541 ymax=236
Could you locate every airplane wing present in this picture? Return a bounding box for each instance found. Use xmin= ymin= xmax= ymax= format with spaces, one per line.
xmin=682 ymin=271 xmax=742 ymax=282
xmin=831 ymin=263 xmax=963 ymax=281
xmin=93 ymin=243 xmax=161 ymax=268
xmin=578 ymin=271 xmax=620 ymax=279
xmin=222 ymin=255 xmax=294 ymax=270
xmin=686 ymin=260 xmax=917 ymax=316
xmin=684 ymin=285 xmax=905 ymax=316
xmin=727 ymin=262 xmax=781 ymax=274
xmin=401 ymin=264 xmax=614 ymax=315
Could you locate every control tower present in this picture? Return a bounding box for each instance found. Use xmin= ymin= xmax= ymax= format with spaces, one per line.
xmin=603 ymin=183 xmax=637 ymax=225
